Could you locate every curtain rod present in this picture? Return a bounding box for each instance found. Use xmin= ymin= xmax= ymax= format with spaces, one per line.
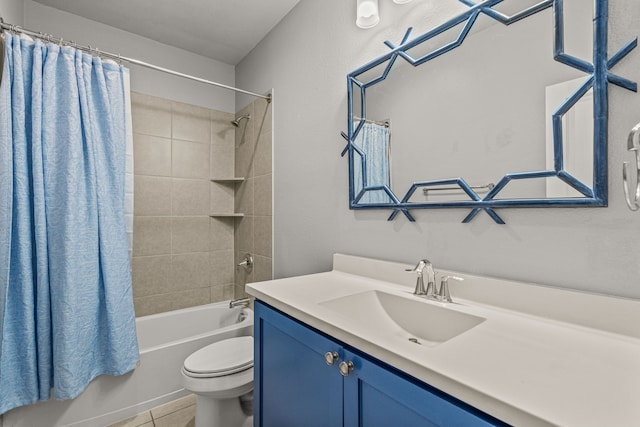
xmin=0 ymin=18 xmax=272 ymax=103
xmin=354 ymin=116 xmax=390 ymax=128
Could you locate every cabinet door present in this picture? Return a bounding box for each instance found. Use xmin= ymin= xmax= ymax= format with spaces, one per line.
xmin=342 ymin=350 xmax=508 ymax=427
xmin=255 ymin=301 xmax=344 ymax=427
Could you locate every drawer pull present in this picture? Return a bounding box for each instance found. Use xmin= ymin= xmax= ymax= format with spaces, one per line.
xmin=339 ymin=361 xmax=354 ymax=376
xmin=324 ymin=351 xmax=339 ymax=366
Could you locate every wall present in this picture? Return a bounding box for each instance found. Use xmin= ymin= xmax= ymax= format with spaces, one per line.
xmin=130 ymin=93 xmax=237 ymax=316
xmin=0 ymin=0 xmax=23 ymax=25
xmin=21 ymin=0 xmax=235 ymax=112
xmin=237 ymin=0 xmax=640 ymax=299
xmin=233 ymin=97 xmax=274 ymax=297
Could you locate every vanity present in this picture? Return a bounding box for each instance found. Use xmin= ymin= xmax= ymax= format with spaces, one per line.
xmin=246 ymin=254 xmax=640 ymax=427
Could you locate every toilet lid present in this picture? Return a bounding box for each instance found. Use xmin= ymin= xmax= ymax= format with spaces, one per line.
xmin=184 ymin=336 xmax=254 ymax=378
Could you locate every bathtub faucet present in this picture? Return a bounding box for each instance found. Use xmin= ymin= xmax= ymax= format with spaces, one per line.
xmin=229 ymin=297 xmax=251 ymax=309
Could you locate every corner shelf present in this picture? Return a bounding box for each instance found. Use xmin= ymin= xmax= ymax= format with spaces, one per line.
xmin=210 ymin=213 xmax=245 ymax=218
xmin=211 ymin=177 xmax=245 ymax=183
xmin=210 ymin=177 xmax=246 ymax=218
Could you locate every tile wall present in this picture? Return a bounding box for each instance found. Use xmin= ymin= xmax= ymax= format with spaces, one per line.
xmin=234 ymin=97 xmax=273 ymax=297
xmin=131 ymin=92 xmax=237 ymax=316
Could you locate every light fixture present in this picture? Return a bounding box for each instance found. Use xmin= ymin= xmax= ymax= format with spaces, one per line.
xmin=356 ymin=0 xmax=380 ymax=29
xmin=392 ymin=0 xmax=413 ymax=3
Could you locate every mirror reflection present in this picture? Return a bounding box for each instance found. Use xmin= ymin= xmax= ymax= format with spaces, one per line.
xmin=345 ymin=0 xmax=635 ymax=222
xmin=357 ymin=2 xmax=592 ymax=204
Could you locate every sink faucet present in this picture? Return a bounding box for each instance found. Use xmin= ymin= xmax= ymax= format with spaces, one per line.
xmin=406 ymin=259 xmax=436 ymax=297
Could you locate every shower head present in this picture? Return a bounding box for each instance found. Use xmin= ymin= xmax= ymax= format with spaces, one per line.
xmin=231 ymin=114 xmax=251 ymax=127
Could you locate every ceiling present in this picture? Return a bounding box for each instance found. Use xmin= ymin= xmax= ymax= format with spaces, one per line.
xmin=32 ymin=0 xmax=301 ymax=65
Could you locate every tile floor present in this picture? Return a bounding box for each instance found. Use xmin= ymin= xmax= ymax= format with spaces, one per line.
xmin=108 ymin=394 xmax=195 ymax=427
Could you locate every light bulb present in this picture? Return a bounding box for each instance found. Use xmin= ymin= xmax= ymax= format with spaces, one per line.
xmin=356 ymin=0 xmax=380 ymax=29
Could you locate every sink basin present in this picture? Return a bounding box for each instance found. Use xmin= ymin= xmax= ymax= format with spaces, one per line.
xmin=319 ymin=290 xmax=485 ymax=346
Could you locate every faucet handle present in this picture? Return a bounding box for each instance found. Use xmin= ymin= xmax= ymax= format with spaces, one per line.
xmin=437 ymin=275 xmax=464 ymax=303
xmin=407 ymin=260 xmax=430 ymax=295
xmin=405 ymin=259 xmax=427 ymax=276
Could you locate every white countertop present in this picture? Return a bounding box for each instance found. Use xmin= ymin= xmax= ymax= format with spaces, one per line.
xmin=247 ymin=254 xmax=640 ymax=427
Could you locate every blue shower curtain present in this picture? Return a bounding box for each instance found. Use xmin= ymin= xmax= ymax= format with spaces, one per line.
xmin=0 ymin=33 xmax=139 ymax=414
xmin=353 ymin=122 xmax=392 ymax=204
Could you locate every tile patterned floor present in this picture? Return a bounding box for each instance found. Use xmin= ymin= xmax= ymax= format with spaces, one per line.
xmin=108 ymin=394 xmax=195 ymax=427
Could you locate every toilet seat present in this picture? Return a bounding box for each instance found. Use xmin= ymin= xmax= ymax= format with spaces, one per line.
xmin=183 ymin=336 xmax=254 ymax=378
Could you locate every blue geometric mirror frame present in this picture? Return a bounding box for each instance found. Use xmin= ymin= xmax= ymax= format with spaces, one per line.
xmin=341 ymin=0 xmax=637 ymax=224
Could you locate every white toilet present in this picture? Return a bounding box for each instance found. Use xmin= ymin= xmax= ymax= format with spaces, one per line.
xmin=181 ymin=336 xmax=254 ymax=427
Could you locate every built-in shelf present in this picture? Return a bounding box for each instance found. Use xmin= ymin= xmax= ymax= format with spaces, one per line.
xmin=210 ymin=178 xmax=245 ymax=217
xmin=210 ymin=213 xmax=245 ymax=218
xmin=211 ymin=177 xmax=245 ymax=183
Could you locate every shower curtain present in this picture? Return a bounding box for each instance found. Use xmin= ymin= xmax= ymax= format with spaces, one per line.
xmin=0 ymin=32 xmax=139 ymax=414
xmin=353 ymin=122 xmax=392 ymax=204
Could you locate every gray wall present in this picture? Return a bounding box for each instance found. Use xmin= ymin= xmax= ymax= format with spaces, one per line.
xmin=0 ymin=0 xmax=22 ymax=25
xmin=236 ymin=0 xmax=640 ymax=299
xmin=16 ymin=0 xmax=236 ymax=112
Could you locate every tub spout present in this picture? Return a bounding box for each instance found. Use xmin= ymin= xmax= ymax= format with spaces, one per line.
xmin=229 ymin=297 xmax=250 ymax=309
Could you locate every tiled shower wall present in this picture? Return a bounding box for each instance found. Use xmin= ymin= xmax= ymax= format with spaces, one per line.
xmin=234 ymin=97 xmax=273 ymax=298
xmin=131 ymin=92 xmax=237 ymax=316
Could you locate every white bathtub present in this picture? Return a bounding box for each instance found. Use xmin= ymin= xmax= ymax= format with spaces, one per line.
xmin=3 ymin=301 xmax=253 ymax=427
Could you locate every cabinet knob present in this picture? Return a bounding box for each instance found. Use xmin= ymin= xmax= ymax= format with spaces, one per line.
xmin=339 ymin=361 xmax=355 ymax=377
xmin=324 ymin=351 xmax=340 ymax=366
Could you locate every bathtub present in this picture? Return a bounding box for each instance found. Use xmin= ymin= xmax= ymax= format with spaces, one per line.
xmin=3 ymin=301 xmax=253 ymax=427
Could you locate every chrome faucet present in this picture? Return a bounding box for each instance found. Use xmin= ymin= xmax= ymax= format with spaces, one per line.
xmin=229 ymin=297 xmax=251 ymax=308
xmin=406 ymin=259 xmax=436 ymax=297
xmin=407 ymin=260 xmax=465 ymax=303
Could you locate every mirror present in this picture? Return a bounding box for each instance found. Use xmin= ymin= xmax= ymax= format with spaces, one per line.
xmin=344 ymin=0 xmax=637 ymax=223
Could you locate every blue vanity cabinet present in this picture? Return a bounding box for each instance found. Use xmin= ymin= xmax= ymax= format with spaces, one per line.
xmin=341 ymin=349 xmax=507 ymax=427
xmin=254 ymin=300 xmax=344 ymax=427
xmin=255 ymin=300 xmax=508 ymax=427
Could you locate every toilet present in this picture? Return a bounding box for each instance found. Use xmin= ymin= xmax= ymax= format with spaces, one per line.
xmin=181 ymin=336 xmax=254 ymax=427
